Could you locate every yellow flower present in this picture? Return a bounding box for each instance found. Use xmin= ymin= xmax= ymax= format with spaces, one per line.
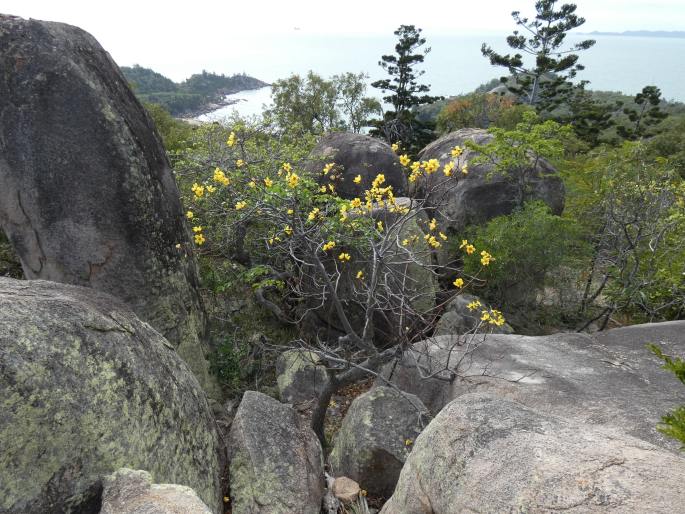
xmin=360 ymin=489 xmax=367 ymax=497
xmin=466 ymin=244 xmax=476 ymax=255
xmin=286 ymin=172 xmax=300 ymax=188
xmin=466 ymin=300 xmax=481 ymax=311
xmin=350 ymin=198 xmax=362 ymax=209
xmin=186 ymin=211 xmax=194 ymax=219
xmin=235 ymin=201 xmax=247 ymax=210
xmin=356 ymin=270 xmax=364 ymax=280
xmin=424 ymin=159 xmax=440 ymax=174
xmin=206 ymin=185 xmax=216 ymax=193
xmin=453 ymin=277 xmax=464 ymax=288
xmin=223 ymin=496 xmax=230 ymax=504
xmin=226 ymin=131 xmax=236 ymax=147
xmin=399 ymin=154 xmax=411 ymax=166
xmin=322 ymin=241 xmax=336 ymax=252
xmin=322 ymin=162 xmax=335 ymax=175
xmin=372 ymin=174 xmax=386 ymax=188
xmin=194 ymin=233 xmax=205 ymax=245
xmin=461 ymin=164 xmax=469 ymax=175
xmin=192 ymin=226 xmax=203 ymax=233
xmin=282 ymin=162 xmax=292 ymax=173
xmin=404 ymin=438 xmax=413 ymax=446
xmin=175 ymin=243 xmax=181 ymax=249
xmin=480 ymin=250 xmax=493 ymax=266
xmin=328 ymin=183 xmax=335 ymax=193
xmin=353 ymin=174 xmax=362 ymax=184
xmin=287 ymin=208 xmax=294 ymax=215
xmin=338 ymin=252 xmax=351 ymax=262
xmin=391 ymin=142 xmax=399 ymax=153
xmin=236 ymin=159 xmax=245 ymax=168
xmin=439 ymin=232 xmax=448 ymax=241
xmin=284 ymin=225 xmax=293 ymax=236
xmin=481 ymin=310 xmax=491 ymax=321
xmin=307 ymin=207 xmax=320 ymax=222
xmin=402 ymin=238 xmax=410 ymax=246
xmin=377 ymin=220 xmax=384 ymax=232
xmin=424 ymin=234 xmax=441 ymax=248
xmin=264 ymin=177 xmax=274 ymax=187
xmin=451 ymin=145 xmax=463 ymax=158
xmin=460 ymin=239 xmax=468 ymax=249
xmin=443 ymin=162 xmax=454 ymax=177
xmin=246 ymin=180 xmax=255 ymax=189
xmin=213 ymin=167 xmax=230 ymax=186
xmin=191 ymin=183 xmax=204 ymax=198
xmin=319 ymin=185 xmax=328 ymax=193
xmin=428 ymin=218 xmax=437 ymax=231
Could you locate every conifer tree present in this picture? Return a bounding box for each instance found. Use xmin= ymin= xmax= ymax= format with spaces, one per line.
xmin=371 ymin=25 xmax=442 ymax=153
xmin=481 ymin=1 xmax=595 ymax=113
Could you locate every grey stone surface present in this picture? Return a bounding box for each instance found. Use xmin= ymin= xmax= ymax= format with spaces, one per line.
xmin=276 ymin=350 xmax=329 ymax=406
xmin=329 ymin=387 xmax=429 ymax=498
xmin=305 ymin=132 xmax=407 ymax=199
xmin=381 ymin=393 xmax=685 ymax=514
xmin=0 ymin=278 xmax=221 ymax=514
xmin=434 ymin=293 xmax=513 ymax=336
xmin=100 ymin=469 xmax=213 ymax=514
xmin=0 ymin=15 xmax=217 ymax=396
xmin=228 ymin=391 xmax=325 ymax=513
xmin=414 ymin=128 xmax=565 ymax=234
xmin=379 ymin=321 xmax=685 ymax=451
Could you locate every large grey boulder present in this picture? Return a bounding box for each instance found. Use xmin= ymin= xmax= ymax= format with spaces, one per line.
xmin=414 ymin=128 xmax=564 ymax=234
xmin=100 ymin=469 xmax=213 ymax=514
xmin=0 ymin=278 xmax=221 ymax=514
xmin=329 ymin=387 xmax=429 ymax=498
xmin=380 ymin=321 xmax=685 ymax=451
xmin=276 ymin=350 xmax=329 ymax=406
xmin=433 ymin=293 xmax=513 ymax=336
xmin=381 ymin=394 xmax=685 ymax=514
xmin=0 ymin=15 xmax=217 ymax=396
xmin=304 ymin=132 xmax=407 ymax=199
xmin=228 ymin=391 xmax=324 ymax=513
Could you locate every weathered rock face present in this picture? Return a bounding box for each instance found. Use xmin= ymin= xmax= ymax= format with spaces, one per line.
xmin=276 ymin=350 xmax=330 ymax=406
xmin=414 ymin=128 xmax=564 ymax=234
xmin=0 ymin=15 xmax=217 ymax=396
xmin=381 ymin=393 xmax=685 ymax=514
xmin=228 ymin=391 xmax=325 ymax=513
xmin=329 ymin=387 xmax=429 ymax=499
xmin=380 ymin=321 xmax=685 ymax=451
xmin=0 ymin=278 xmax=221 ymax=514
xmin=304 ymin=132 xmax=407 ymax=199
xmin=100 ymin=469 xmax=213 ymax=514
xmin=433 ymin=293 xmax=513 ymax=336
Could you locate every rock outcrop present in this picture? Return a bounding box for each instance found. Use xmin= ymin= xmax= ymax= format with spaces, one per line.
xmin=329 ymin=387 xmax=429 ymax=498
xmin=0 ymin=278 xmax=221 ymax=514
xmin=276 ymin=350 xmax=329 ymax=406
xmin=380 ymin=321 xmax=685 ymax=450
xmin=0 ymin=15 xmax=217 ymax=396
xmin=228 ymin=391 xmax=325 ymax=513
xmin=414 ymin=128 xmax=564 ymax=234
xmin=100 ymin=469 xmax=213 ymax=514
xmin=381 ymin=394 xmax=685 ymax=513
xmin=305 ymin=132 xmax=407 ymax=199
xmin=434 ymin=293 xmax=513 ymax=336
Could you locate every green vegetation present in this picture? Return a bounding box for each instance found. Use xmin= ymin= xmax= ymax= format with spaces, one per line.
xmin=481 ymin=0 xmax=595 ymax=112
xmin=648 ymin=345 xmax=685 ymax=449
xmin=266 ymin=71 xmax=380 ymax=135
xmin=0 ymin=232 xmax=22 ymax=279
xmin=122 ymin=65 xmax=267 ymax=115
xmin=371 ymin=25 xmax=442 ymax=155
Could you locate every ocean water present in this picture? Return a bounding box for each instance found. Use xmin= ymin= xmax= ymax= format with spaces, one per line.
xmin=197 ymin=33 xmax=685 ymax=121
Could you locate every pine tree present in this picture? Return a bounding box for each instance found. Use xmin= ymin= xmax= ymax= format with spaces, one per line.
xmin=371 ymin=25 xmax=442 ymax=153
xmin=481 ymin=1 xmax=595 ymax=113
xmin=616 ymin=86 xmax=669 ymax=140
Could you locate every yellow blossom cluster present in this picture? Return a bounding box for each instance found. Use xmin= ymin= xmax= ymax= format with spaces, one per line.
xmin=282 ymin=162 xmax=293 ymax=173
xmin=186 ymin=210 xmax=194 ymax=219
xmin=423 ymin=159 xmax=440 ymax=174
xmin=322 ymin=162 xmax=335 ymax=175
xmin=226 ymin=131 xmax=236 ymax=147
xmin=286 ymin=171 xmax=300 ymax=189
xmin=338 ymin=252 xmax=351 ymax=262
xmin=192 ymin=225 xmax=205 ymax=245
xmin=391 ymin=143 xmax=399 ymax=153
xmin=236 ymin=159 xmax=245 ymax=168
xmin=284 ymin=225 xmax=293 ymax=236
xmin=213 ymin=167 xmax=230 ymax=186
xmin=480 ymin=250 xmax=493 ymax=266
xmin=322 ymin=240 xmax=336 ymax=252
xmin=451 ymin=145 xmax=463 ymax=158
xmin=460 ymin=239 xmax=476 ymax=255
xmin=191 ymin=183 xmax=204 ymax=198
xmin=264 ymin=177 xmax=274 ymax=187
xmin=480 ymin=308 xmax=506 ymax=326
xmin=399 ymin=154 xmax=411 ymax=166
xmin=402 ymin=235 xmax=419 ymax=246
xmin=443 ymin=162 xmax=454 ymax=177
xmin=235 ymin=201 xmax=247 ymax=210
xmin=356 ymin=270 xmax=364 ymax=280
xmin=353 ymin=174 xmax=362 ymax=184
xmin=453 ymin=277 xmax=464 ymax=288
xmin=307 ymin=207 xmax=321 ymax=222
xmin=424 ymin=233 xmax=441 ymax=248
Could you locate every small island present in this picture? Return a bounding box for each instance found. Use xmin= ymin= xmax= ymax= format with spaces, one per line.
xmin=121 ymin=65 xmax=268 ymax=116
xmin=582 ymin=30 xmax=685 ymax=39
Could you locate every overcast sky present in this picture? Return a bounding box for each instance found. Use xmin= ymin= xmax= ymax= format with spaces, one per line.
xmin=3 ymin=0 xmax=683 ymax=81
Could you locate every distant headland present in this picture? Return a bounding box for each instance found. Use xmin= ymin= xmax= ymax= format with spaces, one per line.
xmin=581 ymin=30 xmax=685 ymax=39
